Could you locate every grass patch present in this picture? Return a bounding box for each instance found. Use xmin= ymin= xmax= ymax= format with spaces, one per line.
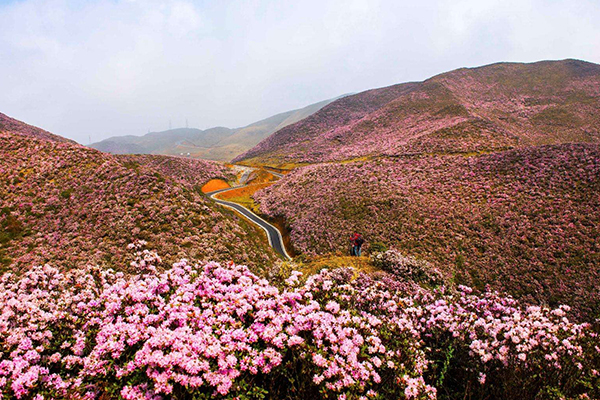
xmin=247 ymin=169 xmax=276 ymax=184
xmin=298 ymin=255 xmax=379 ymax=277
xmin=237 ymin=158 xmax=308 ymax=170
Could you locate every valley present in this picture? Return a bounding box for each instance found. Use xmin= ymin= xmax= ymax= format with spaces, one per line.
xmin=1 ymin=59 xmax=600 ymax=399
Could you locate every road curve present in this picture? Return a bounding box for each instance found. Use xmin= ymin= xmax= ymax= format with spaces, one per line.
xmin=207 ymin=186 xmax=292 ymax=261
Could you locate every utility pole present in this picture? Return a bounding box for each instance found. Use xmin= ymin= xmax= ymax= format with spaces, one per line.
xmin=88 ymin=135 xmax=91 ymax=145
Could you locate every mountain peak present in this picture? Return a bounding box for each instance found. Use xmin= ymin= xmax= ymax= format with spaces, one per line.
xmin=234 ymin=59 xmax=600 ymax=166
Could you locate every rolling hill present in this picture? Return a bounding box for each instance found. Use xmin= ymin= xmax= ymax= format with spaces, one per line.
xmin=234 ymin=59 xmax=600 ymax=166
xmin=255 ymin=144 xmax=600 ymax=317
xmin=2 ymin=61 xmax=600 ymax=400
xmin=0 ymin=114 xmax=279 ymax=272
xmin=90 ymin=97 xmax=339 ymax=161
xmin=243 ymin=59 xmax=600 ymax=318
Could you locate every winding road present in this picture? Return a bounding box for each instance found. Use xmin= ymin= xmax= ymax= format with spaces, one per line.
xmin=206 ymin=173 xmax=292 ymax=260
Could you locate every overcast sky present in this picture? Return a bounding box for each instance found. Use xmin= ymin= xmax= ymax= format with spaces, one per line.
xmin=1 ymin=0 xmax=599 ymax=143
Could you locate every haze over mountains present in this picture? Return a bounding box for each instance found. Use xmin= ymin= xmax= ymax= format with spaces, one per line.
xmin=235 ymin=59 xmax=600 ymax=165
xmin=90 ymin=97 xmax=339 ymax=161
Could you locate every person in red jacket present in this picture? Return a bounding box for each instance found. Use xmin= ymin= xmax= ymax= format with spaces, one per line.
xmin=350 ymin=232 xmax=358 ymax=256
xmin=355 ymin=233 xmax=364 ymax=256
xmin=350 ymin=232 xmax=365 ymax=256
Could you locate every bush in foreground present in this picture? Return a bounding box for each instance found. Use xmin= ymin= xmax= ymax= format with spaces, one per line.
xmin=0 ymin=251 xmax=599 ymax=399
xmin=371 ymin=249 xmax=445 ymax=287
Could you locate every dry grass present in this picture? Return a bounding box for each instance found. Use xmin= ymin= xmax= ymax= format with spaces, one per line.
xmin=298 ymin=255 xmax=379 ymax=277
xmin=264 ymin=166 xmax=292 ymax=175
xmin=240 ymin=157 xmax=375 ymax=171
xmin=245 ymin=169 xmax=276 ymax=185
xmin=237 ymin=158 xmax=307 ymax=171
xmin=201 ymin=179 xmax=231 ymax=193
xmin=338 ymin=156 xmax=372 ymax=164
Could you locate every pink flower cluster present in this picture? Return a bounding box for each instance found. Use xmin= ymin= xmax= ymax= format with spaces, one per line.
xmin=0 ymin=257 xmax=428 ymax=399
xmin=1 ymin=253 xmax=599 ymax=399
xmin=0 ymin=132 xmax=276 ymax=272
xmin=371 ymin=249 xmax=445 ymax=286
xmin=255 ymin=144 xmax=600 ymax=318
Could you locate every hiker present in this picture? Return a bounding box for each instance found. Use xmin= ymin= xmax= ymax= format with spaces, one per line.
xmin=355 ymin=233 xmax=365 ymax=256
xmin=350 ymin=232 xmax=364 ymax=256
xmin=350 ymin=232 xmax=358 ymax=256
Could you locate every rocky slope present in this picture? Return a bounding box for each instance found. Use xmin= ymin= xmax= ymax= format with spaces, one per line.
xmin=235 ymin=59 xmax=600 ymax=165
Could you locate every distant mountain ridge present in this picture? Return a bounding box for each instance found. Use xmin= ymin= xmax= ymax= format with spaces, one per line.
xmin=90 ymin=97 xmax=340 ymax=161
xmin=234 ymin=59 xmax=600 ymax=165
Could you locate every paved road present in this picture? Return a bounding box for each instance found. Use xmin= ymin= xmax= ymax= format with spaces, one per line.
xmin=238 ymin=168 xmax=253 ymax=185
xmin=207 ymin=185 xmax=292 ymax=260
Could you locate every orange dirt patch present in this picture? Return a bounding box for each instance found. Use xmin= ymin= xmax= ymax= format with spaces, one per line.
xmin=201 ymin=179 xmax=231 ymax=193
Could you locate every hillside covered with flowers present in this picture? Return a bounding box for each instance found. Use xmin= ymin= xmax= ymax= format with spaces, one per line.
xmin=2 ymin=54 xmax=600 ymax=399
xmin=0 ymin=127 xmax=279 ymax=272
xmin=1 ymin=248 xmax=599 ymax=400
xmin=0 ymin=112 xmax=76 ymax=145
xmin=254 ymin=144 xmax=600 ymax=318
xmin=235 ymin=59 xmax=600 ymax=165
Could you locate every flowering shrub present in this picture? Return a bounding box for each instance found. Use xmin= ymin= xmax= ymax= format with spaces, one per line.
xmin=371 ymin=249 xmax=444 ymax=286
xmin=235 ymin=60 xmax=600 ymax=164
xmin=255 ymin=144 xmax=600 ymax=318
xmin=0 ymin=252 xmax=599 ymax=399
xmin=0 ymin=131 xmax=276 ymax=272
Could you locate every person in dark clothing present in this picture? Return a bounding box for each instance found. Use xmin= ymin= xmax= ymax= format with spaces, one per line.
xmin=350 ymin=232 xmax=365 ymax=256
xmin=350 ymin=232 xmax=358 ymax=256
xmin=355 ymin=233 xmax=364 ymax=256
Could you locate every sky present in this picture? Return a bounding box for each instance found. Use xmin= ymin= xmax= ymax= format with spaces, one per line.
xmin=0 ymin=0 xmax=599 ymax=144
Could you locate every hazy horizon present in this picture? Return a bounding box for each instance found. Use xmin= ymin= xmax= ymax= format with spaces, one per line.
xmin=1 ymin=0 xmax=599 ymax=144
xmin=90 ymin=94 xmax=344 ymax=143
